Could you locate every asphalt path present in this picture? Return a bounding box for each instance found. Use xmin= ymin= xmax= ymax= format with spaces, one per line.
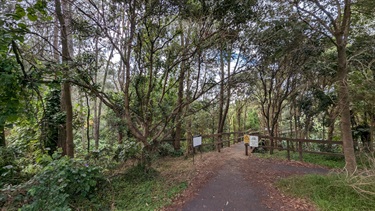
xmin=182 ymin=143 xmax=271 ymax=211
xmin=181 ymin=143 xmax=328 ymax=211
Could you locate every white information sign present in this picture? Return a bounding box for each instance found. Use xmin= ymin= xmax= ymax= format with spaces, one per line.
xmin=193 ymin=136 xmax=202 ymax=147
xmin=249 ymin=136 xmax=259 ymax=147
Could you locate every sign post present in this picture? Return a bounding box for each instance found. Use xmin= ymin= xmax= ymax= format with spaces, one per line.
xmin=244 ymin=135 xmax=250 ymax=156
xmin=192 ymin=136 xmax=202 ymax=163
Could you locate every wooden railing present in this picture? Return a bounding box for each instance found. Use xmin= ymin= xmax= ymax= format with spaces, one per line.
xmin=199 ymin=132 xmax=245 ymax=152
xmin=161 ymin=131 xmax=344 ymax=160
xmin=257 ymin=135 xmax=344 ymax=161
xmin=161 ymin=131 xmax=246 ymax=153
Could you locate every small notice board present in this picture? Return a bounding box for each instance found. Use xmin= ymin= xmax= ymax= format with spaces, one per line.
xmin=249 ymin=136 xmax=259 ymax=147
xmin=193 ymin=136 xmax=202 ymax=147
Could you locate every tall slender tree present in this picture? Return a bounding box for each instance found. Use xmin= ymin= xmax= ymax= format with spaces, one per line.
xmin=55 ymin=0 xmax=74 ymax=157
xmin=292 ymin=0 xmax=357 ymax=173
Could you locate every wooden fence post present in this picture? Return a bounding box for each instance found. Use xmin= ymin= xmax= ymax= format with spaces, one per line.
xmin=217 ymin=136 xmax=221 ymax=152
xmin=298 ymin=140 xmax=303 ymax=161
xmin=286 ymin=140 xmax=290 ymax=160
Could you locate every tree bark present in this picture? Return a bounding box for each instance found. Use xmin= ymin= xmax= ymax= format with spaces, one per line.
xmin=94 ymin=38 xmax=99 ymax=150
xmin=217 ymin=45 xmax=231 ymax=143
xmin=63 ymin=82 xmax=74 ymax=157
xmin=118 ymin=129 xmax=123 ymax=144
xmin=55 ymin=0 xmax=74 ymax=158
xmin=370 ymin=113 xmax=374 ymax=152
xmin=85 ymin=93 xmax=91 ymax=153
xmin=217 ymin=47 xmax=225 ymax=136
xmin=173 ymin=21 xmax=186 ymax=151
xmin=0 ymin=123 xmax=5 ymax=147
xmin=237 ymin=104 xmax=242 ymax=132
xmin=336 ymin=36 xmax=356 ymax=173
xmin=327 ymin=106 xmax=338 ymax=149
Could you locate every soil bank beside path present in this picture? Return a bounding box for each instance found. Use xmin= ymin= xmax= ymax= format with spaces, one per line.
xmin=164 ymin=142 xmax=329 ymax=211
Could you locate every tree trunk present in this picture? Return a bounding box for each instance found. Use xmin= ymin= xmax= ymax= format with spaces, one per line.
xmin=185 ymin=55 xmax=192 ymax=155
xmin=0 ymin=123 xmax=5 ymax=147
xmin=94 ymin=38 xmax=99 ymax=150
xmin=63 ymin=82 xmax=74 ymax=158
xmin=53 ymin=13 xmax=60 ymax=63
xmin=85 ymin=93 xmax=91 ymax=153
xmin=123 ymin=0 xmax=148 ymax=147
xmin=118 ymin=129 xmax=123 ymax=144
xmin=55 ymin=0 xmax=74 ymax=158
xmin=217 ymin=44 xmax=232 ymax=134
xmin=173 ymin=21 xmax=186 ymax=151
xmin=94 ymin=45 xmax=113 ymax=150
xmin=327 ymin=106 xmax=337 ymax=147
xmin=81 ymin=123 xmax=86 ymax=152
xmin=336 ymin=38 xmax=356 ymax=173
xmin=233 ymin=115 xmax=238 ymax=142
xmin=217 ymin=47 xmax=225 ymax=136
xmin=327 ymin=121 xmax=334 ymax=142
xmin=370 ymin=113 xmax=374 ymax=152
xmin=237 ymin=105 xmax=242 ymax=132
xmin=53 ymin=12 xmax=65 ymax=152
xmin=289 ymin=104 xmax=293 ymax=138
xmin=94 ymin=98 xmax=99 ymax=150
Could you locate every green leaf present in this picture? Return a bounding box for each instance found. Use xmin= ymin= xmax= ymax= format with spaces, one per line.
xmin=13 ymin=4 xmax=26 ymax=20
xmin=28 ymin=188 xmax=36 ymax=196
xmin=17 ymin=23 xmax=27 ymax=29
xmin=45 ymin=15 xmax=53 ymax=21
xmin=89 ymin=180 xmax=97 ymax=186
xmin=27 ymin=13 xmax=38 ymax=22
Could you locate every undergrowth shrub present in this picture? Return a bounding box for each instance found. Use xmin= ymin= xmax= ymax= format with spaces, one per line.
xmin=0 ymin=147 xmax=26 ymax=187
xmin=158 ymin=142 xmax=175 ymax=157
xmin=114 ymin=141 xmax=141 ymax=162
xmin=124 ymin=164 xmax=159 ymax=182
xmin=104 ymin=164 xmax=186 ymax=210
xmin=20 ymin=156 xmax=104 ymax=211
xmin=158 ymin=142 xmax=184 ymax=157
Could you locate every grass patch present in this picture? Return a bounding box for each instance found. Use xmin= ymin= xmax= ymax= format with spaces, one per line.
xmin=99 ymin=165 xmax=187 ymax=211
xmin=255 ymin=150 xmax=345 ymax=168
xmin=277 ymin=174 xmax=375 ymax=211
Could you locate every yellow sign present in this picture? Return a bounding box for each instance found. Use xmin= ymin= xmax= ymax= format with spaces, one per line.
xmin=244 ymin=135 xmax=250 ymax=144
